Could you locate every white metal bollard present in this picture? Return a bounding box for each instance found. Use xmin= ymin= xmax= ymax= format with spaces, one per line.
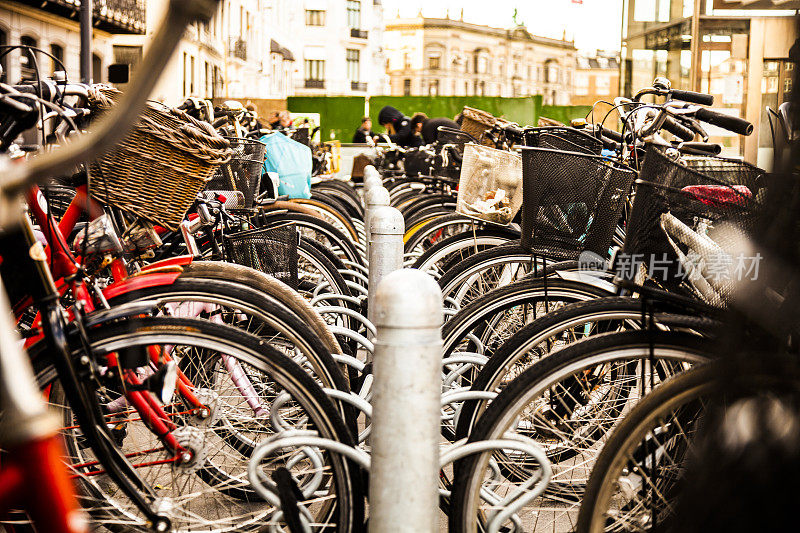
xmin=364 ymin=165 xmax=382 ymax=192
xmin=364 ymin=186 xmax=391 ymax=260
xmin=369 ymin=269 xmax=443 ymax=533
xmin=367 ymin=205 xmax=404 ymax=325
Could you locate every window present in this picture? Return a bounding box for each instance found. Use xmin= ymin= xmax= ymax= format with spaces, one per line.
xmin=575 ymin=73 xmax=589 ymax=95
xmin=113 ymin=45 xmax=143 ymax=80
xmin=347 ymin=1 xmax=361 ymax=29
xmin=212 ymin=65 xmax=220 ymax=98
xmin=526 ymin=64 xmax=532 ymax=80
xmin=428 ymin=55 xmax=440 ymax=70
xmin=92 ymin=53 xmax=102 ymax=83
xmin=595 ymin=75 xmax=611 ymax=94
xmin=205 ymin=61 xmax=211 ymax=96
xmin=403 ymin=53 xmax=410 ymax=70
xmin=305 ymin=59 xmax=325 ymax=81
xmin=346 ymin=49 xmax=360 ymax=81
xmin=19 ymin=36 xmax=38 ymax=81
xmin=546 ymin=61 xmax=559 ymax=84
xmin=189 ymin=55 xmax=195 ymax=94
xmin=477 ymin=55 xmax=488 ymax=74
xmin=403 ymin=78 xmax=411 ymax=96
xmin=0 ymin=30 xmax=5 ymax=82
xmin=305 ymin=10 xmax=325 ymax=26
xmin=182 ymin=52 xmax=188 ymax=95
xmin=428 ymin=79 xmax=439 ymax=96
xmin=49 ymin=44 xmax=64 ymax=74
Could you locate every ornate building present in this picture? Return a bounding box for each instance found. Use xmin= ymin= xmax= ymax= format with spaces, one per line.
xmin=384 ymin=15 xmax=577 ymax=104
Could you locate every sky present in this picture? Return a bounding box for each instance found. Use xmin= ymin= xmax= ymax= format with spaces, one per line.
xmin=381 ymin=0 xmax=624 ymax=53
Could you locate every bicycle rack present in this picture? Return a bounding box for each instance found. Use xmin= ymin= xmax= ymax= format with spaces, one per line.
xmin=247 ymin=429 xmax=552 ymax=533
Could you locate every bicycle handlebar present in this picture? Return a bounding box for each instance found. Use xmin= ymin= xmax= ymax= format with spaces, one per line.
xmin=0 ymin=0 xmax=220 ymax=201
xmin=662 ymin=116 xmax=695 ymax=142
xmin=670 ymin=89 xmax=714 ymax=106
xmin=678 ymin=141 xmax=722 ymax=155
xmin=695 ymin=107 xmax=754 ymax=136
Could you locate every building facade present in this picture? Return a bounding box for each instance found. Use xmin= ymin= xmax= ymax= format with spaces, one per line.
xmin=292 ymin=0 xmax=388 ymax=96
xmin=621 ymin=0 xmax=797 ymax=163
xmin=574 ymin=51 xmax=620 ymax=106
xmin=0 ymin=0 xmax=145 ymax=85
xmin=112 ymin=0 xmax=292 ymax=105
xmin=384 ymin=16 xmax=577 ymax=104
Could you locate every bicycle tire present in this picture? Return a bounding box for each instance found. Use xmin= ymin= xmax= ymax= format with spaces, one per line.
xmin=178 ymin=261 xmax=342 ymax=356
xmin=107 ymin=277 xmax=349 ymax=396
xmin=254 ymin=212 xmax=362 ymax=267
xmin=455 ymin=296 xmax=716 ymax=441
xmin=449 ymin=330 xmax=714 ymax=533
xmin=31 ymin=317 xmax=364 ymax=532
xmin=411 ymin=230 xmax=516 ymax=277
xmin=442 ymin=277 xmax=614 ymax=357
xmin=576 ymin=355 xmax=800 ymax=533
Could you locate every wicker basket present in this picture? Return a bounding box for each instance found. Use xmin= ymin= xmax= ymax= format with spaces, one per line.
xmin=456 ymin=143 xmax=523 ymax=225
xmin=459 ymin=106 xmax=511 ymax=147
xmin=87 ymin=87 xmax=231 ymax=230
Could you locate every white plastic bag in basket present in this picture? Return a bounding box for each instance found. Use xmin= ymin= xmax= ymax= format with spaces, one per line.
xmin=456 ymin=143 xmax=523 ymax=225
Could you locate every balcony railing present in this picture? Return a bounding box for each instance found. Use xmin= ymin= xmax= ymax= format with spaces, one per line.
xmin=350 ymin=28 xmax=369 ymax=39
xmin=305 ymin=79 xmax=325 ymax=89
xmin=17 ymin=0 xmax=146 ymax=34
xmin=351 ymin=81 xmax=367 ymax=92
xmin=229 ymin=39 xmax=247 ymax=61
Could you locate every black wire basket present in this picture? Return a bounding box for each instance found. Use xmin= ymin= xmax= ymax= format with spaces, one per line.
xmin=39 ymin=183 xmax=86 ymax=222
xmin=520 ymin=147 xmax=636 ymax=260
xmin=206 ymin=137 xmax=266 ymax=208
xmin=525 ymin=127 xmax=603 ymax=155
xmin=621 ymin=145 xmax=765 ymax=307
xmin=223 ymin=223 xmax=299 ymax=289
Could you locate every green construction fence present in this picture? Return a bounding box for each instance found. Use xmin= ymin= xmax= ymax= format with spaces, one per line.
xmin=287 ymin=95 xmax=580 ymax=143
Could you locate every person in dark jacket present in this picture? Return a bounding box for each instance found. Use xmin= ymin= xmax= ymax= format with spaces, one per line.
xmin=410 ymin=113 xmax=461 ymax=145
xmin=377 ymin=105 xmax=422 ymax=147
xmin=352 ymin=116 xmax=377 ymax=144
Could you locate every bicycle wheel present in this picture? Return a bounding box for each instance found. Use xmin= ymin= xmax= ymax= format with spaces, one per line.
xmin=448 ymin=330 xmax=713 ymax=533
xmin=107 ymin=277 xmax=349 ymax=396
xmin=576 ymin=356 xmax=800 ymax=533
xmin=455 ymin=297 xmax=718 ymax=442
xmin=254 ymin=212 xmax=362 ymax=267
xmin=292 ymin=196 xmax=360 ymax=244
xmin=438 ymin=242 xmax=556 ymax=309
xmin=442 ymin=277 xmax=613 ymax=358
xmin=31 ymin=317 xmax=364 ymax=532
xmin=179 ymin=261 xmax=342 ymax=356
xmin=411 ymin=230 xmax=516 ymax=278
xmin=404 ymin=214 xmax=517 ymax=257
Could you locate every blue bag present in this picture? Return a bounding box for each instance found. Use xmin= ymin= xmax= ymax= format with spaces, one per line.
xmin=260 ymin=133 xmax=312 ymax=199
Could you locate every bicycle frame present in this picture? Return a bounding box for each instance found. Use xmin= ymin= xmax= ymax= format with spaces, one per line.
xmin=23 ymin=180 xmax=274 ymax=460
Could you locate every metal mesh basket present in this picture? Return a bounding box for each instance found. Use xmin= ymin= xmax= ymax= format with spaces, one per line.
xmin=206 ymin=137 xmax=266 ymax=208
xmin=525 ymin=127 xmax=603 ymax=155
xmin=621 ymin=145 xmax=765 ymax=307
xmin=223 ymin=223 xmax=298 ymax=289
xmin=520 ymin=147 xmax=636 ymax=260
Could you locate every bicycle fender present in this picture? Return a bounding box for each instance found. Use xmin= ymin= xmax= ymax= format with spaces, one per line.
xmin=554 ymin=269 xmax=617 ymax=294
xmin=140 ymin=255 xmax=194 ymax=271
xmin=102 ymin=272 xmax=182 ymax=300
